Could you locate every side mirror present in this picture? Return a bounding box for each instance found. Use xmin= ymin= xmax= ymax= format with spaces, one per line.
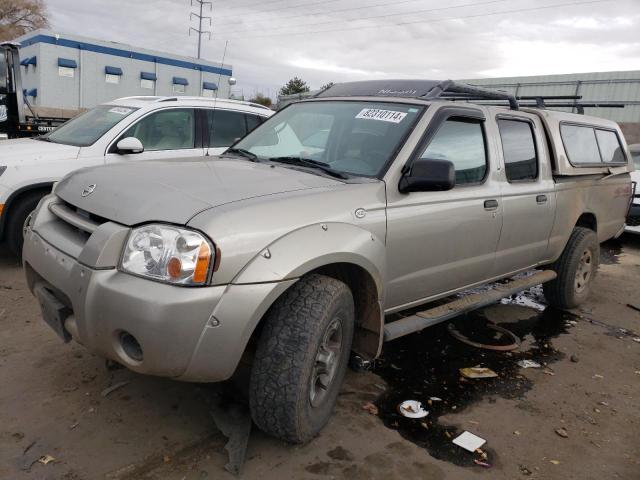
xmin=398 ymin=158 xmax=455 ymax=193
xmin=116 ymin=137 xmax=144 ymax=154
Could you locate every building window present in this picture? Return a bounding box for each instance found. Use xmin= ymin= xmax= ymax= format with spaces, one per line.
xmin=173 ymin=84 xmax=185 ymax=93
xmin=106 ymin=73 xmax=120 ymax=84
xmin=59 ymin=66 xmax=74 ymax=78
xmin=202 ymin=88 xmax=214 ymax=98
xmin=141 ymin=78 xmax=155 ymax=90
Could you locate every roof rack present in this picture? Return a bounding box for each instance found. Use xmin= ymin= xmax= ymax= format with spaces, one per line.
xmin=316 ymin=79 xmax=520 ymax=110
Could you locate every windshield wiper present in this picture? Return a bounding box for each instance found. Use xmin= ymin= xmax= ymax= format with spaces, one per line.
xmin=223 ymin=147 xmax=261 ymax=162
xmin=268 ymin=156 xmax=349 ymax=180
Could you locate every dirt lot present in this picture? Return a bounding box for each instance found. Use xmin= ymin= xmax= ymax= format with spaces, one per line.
xmin=1 ymin=235 xmax=639 ymax=480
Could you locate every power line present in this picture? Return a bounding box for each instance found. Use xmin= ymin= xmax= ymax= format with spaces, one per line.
xmin=214 ymin=0 xmax=511 ymax=33
xmin=222 ymin=0 xmax=610 ymax=40
xmin=213 ymin=0 xmax=342 ymax=20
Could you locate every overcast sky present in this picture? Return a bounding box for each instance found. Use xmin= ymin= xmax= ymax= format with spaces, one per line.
xmin=45 ymin=0 xmax=640 ymax=99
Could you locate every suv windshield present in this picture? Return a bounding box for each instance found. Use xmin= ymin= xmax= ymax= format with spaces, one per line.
xmin=233 ymin=101 xmax=424 ymax=177
xmin=45 ymin=105 xmax=139 ymax=147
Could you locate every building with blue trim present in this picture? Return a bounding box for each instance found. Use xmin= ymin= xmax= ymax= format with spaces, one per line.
xmin=14 ymin=29 xmax=233 ymax=116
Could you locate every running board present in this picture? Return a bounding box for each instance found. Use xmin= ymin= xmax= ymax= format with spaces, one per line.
xmin=383 ymin=270 xmax=557 ymax=342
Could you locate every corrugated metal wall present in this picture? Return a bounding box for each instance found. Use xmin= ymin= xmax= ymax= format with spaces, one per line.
xmin=463 ymin=71 xmax=640 ymax=123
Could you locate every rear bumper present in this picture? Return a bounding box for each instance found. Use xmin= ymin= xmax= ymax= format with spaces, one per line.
xmin=23 ymin=227 xmax=296 ymax=382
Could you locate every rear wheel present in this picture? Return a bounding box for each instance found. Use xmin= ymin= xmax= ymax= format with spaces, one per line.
xmin=249 ymin=274 xmax=354 ymax=444
xmin=7 ymin=192 xmax=45 ymax=258
xmin=543 ymin=227 xmax=599 ymax=309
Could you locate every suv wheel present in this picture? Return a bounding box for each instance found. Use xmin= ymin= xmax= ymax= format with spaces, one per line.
xmin=249 ymin=274 xmax=354 ymax=444
xmin=7 ymin=192 xmax=45 ymax=258
xmin=543 ymin=227 xmax=599 ymax=309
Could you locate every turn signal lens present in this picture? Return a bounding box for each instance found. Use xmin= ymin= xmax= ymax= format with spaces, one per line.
xmin=193 ymin=242 xmax=211 ymax=284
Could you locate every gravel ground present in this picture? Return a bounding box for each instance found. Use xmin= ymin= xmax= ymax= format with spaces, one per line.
xmin=1 ymin=234 xmax=639 ymax=480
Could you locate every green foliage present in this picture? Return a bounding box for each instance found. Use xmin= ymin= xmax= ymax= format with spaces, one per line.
xmin=279 ymin=77 xmax=310 ymax=96
xmin=249 ymin=93 xmax=273 ymax=108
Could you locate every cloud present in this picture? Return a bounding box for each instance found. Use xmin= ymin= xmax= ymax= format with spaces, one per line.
xmin=44 ymin=0 xmax=640 ymax=99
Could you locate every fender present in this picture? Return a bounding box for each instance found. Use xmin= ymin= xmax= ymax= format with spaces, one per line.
xmin=0 ymin=181 xmax=54 ymax=238
xmin=232 ymin=222 xmax=386 ymax=293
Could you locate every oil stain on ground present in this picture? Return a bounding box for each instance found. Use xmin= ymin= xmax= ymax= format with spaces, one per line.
xmin=372 ymin=291 xmax=579 ymax=468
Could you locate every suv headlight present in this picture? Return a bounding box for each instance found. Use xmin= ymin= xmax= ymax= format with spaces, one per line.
xmin=120 ymin=224 xmax=213 ymax=286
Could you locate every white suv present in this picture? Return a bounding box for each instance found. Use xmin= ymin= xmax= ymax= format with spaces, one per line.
xmin=0 ymin=96 xmax=273 ymax=255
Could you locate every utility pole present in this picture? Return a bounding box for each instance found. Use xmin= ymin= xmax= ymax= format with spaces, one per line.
xmin=189 ymin=0 xmax=211 ymax=59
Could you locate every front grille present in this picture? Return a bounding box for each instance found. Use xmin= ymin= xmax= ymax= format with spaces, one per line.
xmin=48 ymin=199 xmax=108 ymax=242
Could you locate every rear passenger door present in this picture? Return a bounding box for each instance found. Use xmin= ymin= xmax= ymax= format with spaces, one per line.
xmin=204 ymin=109 xmax=264 ymax=155
xmin=492 ymin=114 xmax=556 ymax=276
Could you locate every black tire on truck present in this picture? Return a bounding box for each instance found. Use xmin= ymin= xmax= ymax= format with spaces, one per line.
xmin=249 ymin=273 xmax=354 ymax=444
xmin=7 ymin=191 xmax=45 ymax=258
xmin=543 ymin=227 xmax=599 ymax=309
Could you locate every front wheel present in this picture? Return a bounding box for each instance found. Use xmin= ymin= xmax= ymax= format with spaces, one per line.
xmin=543 ymin=227 xmax=599 ymax=309
xmin=249 ymin=274 xmax=354 ymax=444
xmin=7 ymin=192 xmax=45 ymax=258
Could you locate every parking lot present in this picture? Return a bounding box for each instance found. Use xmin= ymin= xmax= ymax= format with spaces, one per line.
xmin=1 ymin=234 xmax=640 ymax=480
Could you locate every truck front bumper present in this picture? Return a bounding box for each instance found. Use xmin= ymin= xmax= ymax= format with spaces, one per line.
xmin=23 ymin=227 xmax=295 ymax=382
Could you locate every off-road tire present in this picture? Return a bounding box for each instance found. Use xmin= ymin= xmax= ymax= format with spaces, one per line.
xmin=543 ymin=227 xmax=599 ymax=309
xmin=7 ymin=192 xmax=44 ymax=258
xmin=249 ymin=274 xmax=354 ymax=444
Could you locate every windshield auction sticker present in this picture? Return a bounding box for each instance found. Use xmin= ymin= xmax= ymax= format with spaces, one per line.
xmin=108 ymin=107 xmax=133 ymax=115
xmin=356 ymin=108 xmax=407 ymax=123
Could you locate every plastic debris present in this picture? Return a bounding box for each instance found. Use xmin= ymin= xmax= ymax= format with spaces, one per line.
xmin=397 ymin=400 xmax=429 ymax=418
xmin=38 ymin=455 xmax=55 ymax=465
xmin=550 ymin=460 xmax=561 ymax=465
xmin=101 ymin=380 xmax=130 ymax=398
xmin=452 ymin=431 xmax=486 ymax=452
xmin=474 ymin=459 xmax=492 ymax=468
xmin=555 ymin=427 xmax=568 ymax=438
xmin=459 ymin=367 xmax=498 ymax=379
xmin=429 ymin=396 xmax=442 ymax=402
xmin=362 ymin=402 xmax=378 ymax=415
xmin=517 ymin=360 xmax=541 ymax=369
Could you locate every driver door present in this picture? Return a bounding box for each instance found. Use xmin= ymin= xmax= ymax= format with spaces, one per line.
xmin=105 ymin=108 xmax=205 ymax=163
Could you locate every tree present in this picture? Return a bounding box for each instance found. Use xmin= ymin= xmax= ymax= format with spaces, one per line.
xmin=320 ymin=82 xmax=335 ymax=91
xmin=279 ymin=77 xmax=310 ymax=96
xmin=249 ymin=93 xmax=273 ymax=108
xmin=0 ymin=0 xmax=49 ymax=42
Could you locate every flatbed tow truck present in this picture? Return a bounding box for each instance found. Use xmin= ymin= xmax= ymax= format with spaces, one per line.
xmin=0 ymin=42 xmax=67 ymax=138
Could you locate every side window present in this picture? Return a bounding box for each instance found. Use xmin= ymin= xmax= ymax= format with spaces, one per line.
xmin=420 ymin=118 xmax=487 ymax=185
xmin=560 ymin=125 xmax=601 ymax=164
xmin=121 ymin=109 xmax=195 ymax=151
xmin=207 ymin=110 xmax=247 ymax=148
xmin=595 ymin=129 xmax=625 ymax=163
xmin=497 ymin=119 xmax=538 ymax=181
xmin=245 ymin=114 xmax=263 ymax=133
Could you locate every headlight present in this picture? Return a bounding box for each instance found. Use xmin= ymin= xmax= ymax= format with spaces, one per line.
xmin=120 ymin=224 xmax=213 ymax=286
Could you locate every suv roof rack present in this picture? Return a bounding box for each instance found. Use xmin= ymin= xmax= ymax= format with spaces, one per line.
xmin=316 ymin=79 xmax=520 ymax=110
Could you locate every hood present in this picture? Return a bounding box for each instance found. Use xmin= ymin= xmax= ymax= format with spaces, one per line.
xmin=55 ymin=157 xmax=343 ymax=225
xmin=0 ymin=138 xmax=80 ymax=167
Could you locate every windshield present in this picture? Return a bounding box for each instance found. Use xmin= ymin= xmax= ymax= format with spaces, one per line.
xmin=233 ymin=101 xmax=424 ymax=177
xmin=45 ymin=105 xmax=139 ymax=147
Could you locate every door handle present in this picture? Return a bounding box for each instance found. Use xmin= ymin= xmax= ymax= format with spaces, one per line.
xmin=484 ymin=199 xmax=499 ymax=210
xmin=536 ymin=194 xmax=548 ymax=204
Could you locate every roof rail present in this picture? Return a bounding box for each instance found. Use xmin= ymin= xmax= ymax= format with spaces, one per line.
xmin=423 ymin=80 xmax=520 ymax=110
xmin=157 ymin=96 xmax=272 ymax=110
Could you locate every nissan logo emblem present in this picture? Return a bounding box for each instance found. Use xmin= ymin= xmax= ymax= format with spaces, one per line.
xmin=81 ymin=184 xmax=96 ymax=197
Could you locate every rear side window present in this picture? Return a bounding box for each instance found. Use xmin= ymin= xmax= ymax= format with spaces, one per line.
xmin=595 ymin=129 xmax=625 ymax=163
xmin=498 ymin=119 xmax=538 ymax=181
xmin=561 ymin=124 xmax=626 ymax=165
xmin=561 ymin=125 xmax=601 ymax=164
xmin=420 ymin=118 xmax=487 ymax=185
xmin=207 ymin=109 xmax=247 ymax=147
xmin=246 ymin=114 xmax=263 ymax=133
